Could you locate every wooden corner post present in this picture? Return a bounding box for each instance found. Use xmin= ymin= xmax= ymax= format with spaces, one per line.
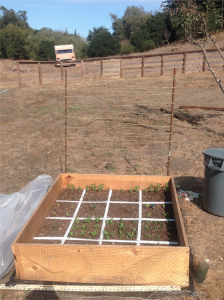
xmin=141 ymin=56 xmax=145 ymax=77
xmin=81 ymin=60 xmax=84 ymax=80
xmin=100 ymin=59 xmax=103 ymax=79
xmin=38 ymin=62 xmax=43 ymax=85
xmin=16 ymin=61 xmax=21 ymax=87
xmin=183 ymin=53 xmax=186 ymax=74
xmin=161 ymin=54 xmax=164 ymax=76
xmin=61 ymin=61 xmax=64 ymax=82
xmin=120 ymin=58 xmax=123 ymax=79
xmin=167 ymin=68 xmax=176 ymax=176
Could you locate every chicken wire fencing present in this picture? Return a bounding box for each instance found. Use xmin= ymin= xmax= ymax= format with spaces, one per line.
xmin=63 ymin=69 xmax=177 ymax=176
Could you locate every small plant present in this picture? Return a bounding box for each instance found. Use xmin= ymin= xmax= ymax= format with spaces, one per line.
xmin=75 ymin=217 xmax=79 ymax=224
xmin=67 ymin=183 xmax=70 ymax=191
xmin=149 ymin=185 xmax=154 ymax=192
xmin=162 ymin=212 xmax=168 ymax=217
xmin=81 ymin=225 xmax=87 ymax=230
xmin=105 ymin=218 xmax=113 ymax=224
xmin=144 ymin=225 xmax=150 ymax=231
xmin=71 ymin=204 xmax=73 ymax=208
xmin=126 ymin=228 xmax=136 ymax=238
xmin=95 ymin=217 xmax=100 ymax=223
xmin=145 ymin=204 xmax=150 ymax=208
xmin=155 ymin=183 xmax=162 ymax=193
xmin=154 ymin=226 xmax=158 ymax=231
xmin=98 ymin=184 xmax=104 ymax=191
xmin=118 ymin=220 xmax=125 ymax=230
xmin=157 ymin=235 xmax=160 ymax=240
xmin=146 ymin=221 xmax=151 ymax=225
xmin=147 ymin=212 xmax=151 ymax=218
xmin=105 ymin=188 xmax=109 ymax=192
xmin=90 ymin=204 xmax=97 ymax=210
xmin=164 ymin=182 xmax=169 ymax=192
xmin=134 ymin=186 xmax=140 ymax=193
xmin=52 ymin=224 xmax=57 ymax=230
xmin=66 ymin=212 xmax=69 ymax=217
xmin=78 ymin=186 xmax=81 ymax=191
xmin=132 ymin=221 xmax=136 ymax=225
xmin=94 ymin=224 xmax=100 ymax=228
xmin=86 ymin=185 xmax=90 ymax=192
xmin=90 ymin=183 xmax=97 ymax=192
xmin=81 ymin=230 xmax=85 ymax=236
xmin=70 ymin=231 xmax=75 ymax=237
xmin=72 ymin=225 xmax=79 ymax=230
xmin=120 ymin=188 xmax=124 ymax=193
xmin=116 ymin=197 xmax=118 ymax=200
xmin=91 ymin=231 xmax=97 ymax=237
xmin=57 ymin=203 xmax=60 ymax=207
xmin=118 ymin=229 xmax=123 ymax=238
xmin=83 ymin=217 xmax=91 ymax=226
xmin=142 ymin=188 xmax=148 ymax=193
xmin=129 ymin=187 xmax=134 ymax=193
xmin=71 ymin=184 xmax=75 ymax=192
xmin=53 ymin=211 xmax=56 ymax=215
xmin=163 ymin=204 xmax=165 ymax=208
xmin=145 ymin=234 xmax=151 ymax=238
xmin=104 ymin=230 xmax=114 ymax=240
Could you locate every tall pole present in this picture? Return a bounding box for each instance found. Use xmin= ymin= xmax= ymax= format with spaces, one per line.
xmin=167 ymin=68 xmax=176 ymax=176
xmin=65 ymin=70 xmax=67 ymax=173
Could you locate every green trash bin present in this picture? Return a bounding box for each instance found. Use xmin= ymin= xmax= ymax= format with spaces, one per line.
xmin=203 ymin=148 xmax=224 ymax=217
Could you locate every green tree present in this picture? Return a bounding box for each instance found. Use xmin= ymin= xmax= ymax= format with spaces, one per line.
xmin=87 ymin=26 xmax=109 ymax=42
xmin=0 ymin=6 xmax=29 ymax=29
xmin=110 ymin=5 xmax=151 ymax=40
xmin=35 ymin=40 xmax=55 ymax=61
xmin=87 ymin=32 xmax=121 ymax=57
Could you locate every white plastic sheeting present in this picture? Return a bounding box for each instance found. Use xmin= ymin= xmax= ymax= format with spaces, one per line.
xmin=0 ymin=175 xmax=53 ymax=279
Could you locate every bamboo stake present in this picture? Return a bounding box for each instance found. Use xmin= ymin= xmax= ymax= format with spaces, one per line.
xmin=17 ymin=61 xmax=21 ymax=87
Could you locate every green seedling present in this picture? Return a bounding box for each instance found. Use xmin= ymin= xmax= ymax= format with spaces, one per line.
xmin=146 ymin=204 xmax=150 ymax=208
xmin=120 ymin=189 xmax=124 ymax=193
xmin=72 ymin=225 xmax=79 ymax=230
xmin=160 ymin=227 xmax=163 ymax=230
xmin=146 ymin=221 xmax=151 ymax=225
xmin=81 ymin=225 xmax=87 ymax=230
xmin=144 ymin=225 xmax=150 ymax=231
xmin=157 ymin=235 xmax=160 ymax=240
xmin=163 ymin=205 xmax=165 ymax=208
xmin=66 ymin=212 xmax=69 ymax=217
xmin=164 ymin=182 xmax=169 ymax=192
xmin=145 ymin=234 xmax=151 ymax=238
xmin=142 ymin=188 xmax=148 ymax=193
xmin=90 ymin=231 xmax=97 ymax=237
xmin=71 ymin=204 xmax=73 ymax=208
xmin=81 ymin=230 xmax=85 ymax=236
xmin=132 ymin=221 xmax=136 ymax=225
xmin=94 ymin=224 xmax=100 ymax=229
xmin=154 ymin=221 xmax=157 ymax=224
xmin=57 ymin=203 xmax=60 ymax=207
xmin=86 ymin=185 xmax=90 ymax=192
xmin=120 ymin=218 xmax=124 ymax=223
xmin=126 ymin=229 xmax=136 ymax=238
xmin=98 ymin=184 xmax=104 ymax=191
xmin=129 ymin=187 xmax=134 ymax=193
xmin=154 ymin=226 xmax=158 ymax=230
xmin=67 ymin=183 xmax=70 ymax=191
xmin=134 ymin=186 xmax=140 ymax=193
xmin=116 ymin=197 xmax=118 ymax=200
xmin=83 ymin=217 xmax=91 ymax=226
xmin=90 ymin=204 xmax=97 ymax=210
xmin=155 ymin=183 xmax=162 ymax=193
xmin=71 ymin=184 xmax=75 ymax=192
xmin=53 ymin=211 xmax=56 ymax=215
xmin=118 ymin=221 xmax=125 ymax=230
xmin=90 ymin=183 xmax=97 ymax=192
xmin=147 ymin=212 xmax=151 ymax=218
xmin=118 ymin=229 xmax=123 ymax=238
xmin=95 ymin=217 xmax=100 ymax=223
xmin=75 ymin=217 xmax=79 ymax=224
xmin=52 ymin=224 xmax=57 ymax=230
xmin=69 ymin=231 xmax=75 ymax=237
xmin=105 ymin=188 xmax=109 ymax=192
xmin=105 ymin=218 xmax=113 ymax=225
xmin=162 ymin=212 xmax=168 ymax=216
xmin=78 ymin=186 xmax=81 ymax=191
xmin=103 ymin=231 xmax=114 ymax=240
xmin=149 ymin=185 xmax=154 ymax=192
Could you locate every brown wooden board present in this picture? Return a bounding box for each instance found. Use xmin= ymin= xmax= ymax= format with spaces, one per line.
xmin=12 ymin=174 xmax=189 ymax=286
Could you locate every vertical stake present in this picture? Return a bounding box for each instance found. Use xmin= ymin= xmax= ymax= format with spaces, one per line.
xmin=161 ymin=54 xmax=164 ymax=76
xmin=38 ymin=62 xmax=42 ymax=85
xmin=141 ymin=56 xmax=144 ymax=77
xmin=183 ymin=52 xmax=186 ymax=74
xmin=100 ymin=59 xmax=103 ymax=79
xmin=120 ymin=58 xmax=123 ymax=79
xmin=81 ymin=60 xmax=84 ymax=80
xmin=17 ymin=61 xmax=21 ymax=87
xmin=203 ymin=55 xmax=206 ymax=72
xmin=61 ymin=61 xmax=64 ymax=82
xmin=65 ymin=70 xmax=67 ymax=173
xmin=167 ymin=68 xmax=176 ymax=176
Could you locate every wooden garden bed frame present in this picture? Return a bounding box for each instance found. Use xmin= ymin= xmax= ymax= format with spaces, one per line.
xmin=12 ymin=174 xmax=189 ymax=286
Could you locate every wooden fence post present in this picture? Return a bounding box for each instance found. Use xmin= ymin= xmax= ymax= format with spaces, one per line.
xmin=17 ymin=61 xmax=21 ymax=87
xmin=183 ymin=53 xmax=186 ymax=74
xmin=61 ymin=61 xmax=64 ymax=82
xmin=161 ymin=54 xmax=164 ymax=76
xmin=38 ymin=62 xmax=43 ymax=85
xmin=141 ymin=56 xmax=144 ymax=77
xmin=100 ymin=59 xmax=103 ymax=79
xmin=81 ymin=60 xmax=84 ymax=80
xmin=203 ymin=55 xmax=206 ymax=72
xmin=120 ymin=58 xmax=123 ymax=79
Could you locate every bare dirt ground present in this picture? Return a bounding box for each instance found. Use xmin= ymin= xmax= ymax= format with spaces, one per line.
xmin=0 ymin=59 xmax=224 ymax=300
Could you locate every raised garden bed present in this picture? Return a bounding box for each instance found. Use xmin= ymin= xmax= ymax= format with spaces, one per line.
xmin=12 ymin=174 xmax=189 ymax=286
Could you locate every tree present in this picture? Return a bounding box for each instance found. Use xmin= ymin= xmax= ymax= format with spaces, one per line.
xmin=0 ymin=6 xmax=29 ymax=30
xmin=162 ymin=0 xmax=224 ymax=94
xmin=110 ymin=6 xmax=151 ymax=40
xmin=87 ymin=32 xmax=121 ymax=58
xmin=87 ymin=26 xmax=109 ymax=42
xmin=35 ymin=40 xmax=55 ymax=61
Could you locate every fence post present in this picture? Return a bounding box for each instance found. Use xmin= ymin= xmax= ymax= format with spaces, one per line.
xmin=38 ymin=62 xmax=43 ymax=85
xmin=100 ymin=59 xmax=103 ymax=79
xmin=61 ymin=61 xmax=64 ymax=82
xmin=120 ymin=58 xmax=123 ymax=79
xmin=65 ymin=70 xmax=67 ymax=173
xmin=203 ymin=55 xmax=206 ymax=72
xmin=17 ymin=61 xmax=21 ymax=87
xmin=81 ymin=60 xmax=84 ymax=80
xmin=141 ymin=56 xmax=144 ymax=77
xmin=183 ymin=53 xmax=186 ymax=74
xmin=161 ymin=54 xmax=164 ymax=76
xmin=167 ymin=68 xmax=176 ymax=176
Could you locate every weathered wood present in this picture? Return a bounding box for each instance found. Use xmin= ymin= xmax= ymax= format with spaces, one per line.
xmin=142 ymin=56 xmax=144 ymax=77
xmin=179 ymin=106 xmax=224 ymax=111
xmin=16 ymin=61 xmax=21 ymax=87
xmin=81 ymin=60 xmax=84 ymax=80
xmin=161 ymin=55 xmax=164 ymax=76
xmin=38 ymin=62 xmax=42 ymax=85
xmin=123 ymin=66 xmax=141 ymax=71
xmin=160 ymin=108 xmax=202 ymax=125
xmin=120 ymin=58 xmax=123 ymax=78
xmin=183 ymin=53 xmax=186 ymax=74
xmin=60 ymin=61 xmax=64 ymax=82
xmin=100 ymin=59 xmax=103 ymax=79
xmin=203 ymin=55 xmax=206 ymax=72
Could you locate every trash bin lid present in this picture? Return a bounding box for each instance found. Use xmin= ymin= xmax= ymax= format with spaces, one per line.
xmin=203 ymin=148 xmax=224 ymax=159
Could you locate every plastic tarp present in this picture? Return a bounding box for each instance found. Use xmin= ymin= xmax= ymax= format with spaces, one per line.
xmin=0 ymin=175 xmax=53 ymax=279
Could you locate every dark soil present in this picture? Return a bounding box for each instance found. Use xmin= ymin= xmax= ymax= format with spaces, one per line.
xmin=46 ymin=202 xmax=78 ymax=218
xmin=142 ymin=191 xmax=168 ymax=202
xmin=76 ymin=203 xmax=106 ymax=218
xmin=142 ymin=204 xmax=175 ymax=219
xmin=35 ymin=219 xmax=71 ymax=238
xmin=67 ymin=219 xmax=103 ymax=239
xmin=107 ymin=203 xmax=139 ymax=218
xmin=83 ymin=190 xmax=109 ymax=201
xmin=141 ymin=220 xmax=178 ymax=242
xmin=58 ymin=189 xmax=83 ymax=201
xmin=110 ymin=191 xmax=139 ymax=202
xmin=103 ymin=220 xmax=138 ymax=241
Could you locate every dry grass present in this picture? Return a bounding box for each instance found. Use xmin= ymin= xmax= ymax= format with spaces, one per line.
xmin=0 ymin=59 xmax=224 ymax=300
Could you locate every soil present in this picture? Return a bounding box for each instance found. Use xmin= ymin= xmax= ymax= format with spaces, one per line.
xmin=34 ymin=219 xmax=71 ymax=238
xmin=142 ymin=191 xmax=169 ymax=202
xmin=142 ymin=203 xmax=175 ymax=219
xmin=46 ymin=202 xmax=78 ymax=217
xmin=110 ymin=190 xmax=139 ymax=202
xmin=107 ymin=203 xmax=139 ymax=218
xmin=83 ymin=190 xmax=109 ymax=201
xmin=76 ymin=203 xmax=106 ymax=218
xmin=58 ymin=189 xmax=83 ymax=200
xmin=104 ymin=220 xmax=138 ymax=241
xmin=68 ymin=219 xmax=103 ymax=240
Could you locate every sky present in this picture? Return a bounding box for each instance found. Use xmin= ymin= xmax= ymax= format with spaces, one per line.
xmin=2 ymin=0 xmax=164 ymax=39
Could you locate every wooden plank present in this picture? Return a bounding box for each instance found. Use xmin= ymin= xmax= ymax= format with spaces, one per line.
xmin=16 ymin=61 xmax=21 ymax=87
xmin=12 ymin=244 xmax=189 ymax=286
xmin=100 ymin=59 xmax=103 ymax=79
xmin=38 ymin=63 xmax=43 ymax=85
xmin=120 ymin=58 xmax=123 ymax=79
xmin=122 ymin=66 xmax=141 ymax=71
xmin=81 ymin=60 xmax=83 ymax=79
xmin=142 ymin=56 xmax=144 ymax=77
xmin=161 ymin=55 xmax=164 ymax=76
xmin=60 ymin=61 xmax=64 ymax=82
xmin=203 ymin=55 xmax=206 ymax=72
xmin=179 ymin=106 xmax=224 ymax=111
xmin=13 ymin=174 xmax=62 ymax=244
xmin=182 ymin=53 xmax=186 ymax=74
